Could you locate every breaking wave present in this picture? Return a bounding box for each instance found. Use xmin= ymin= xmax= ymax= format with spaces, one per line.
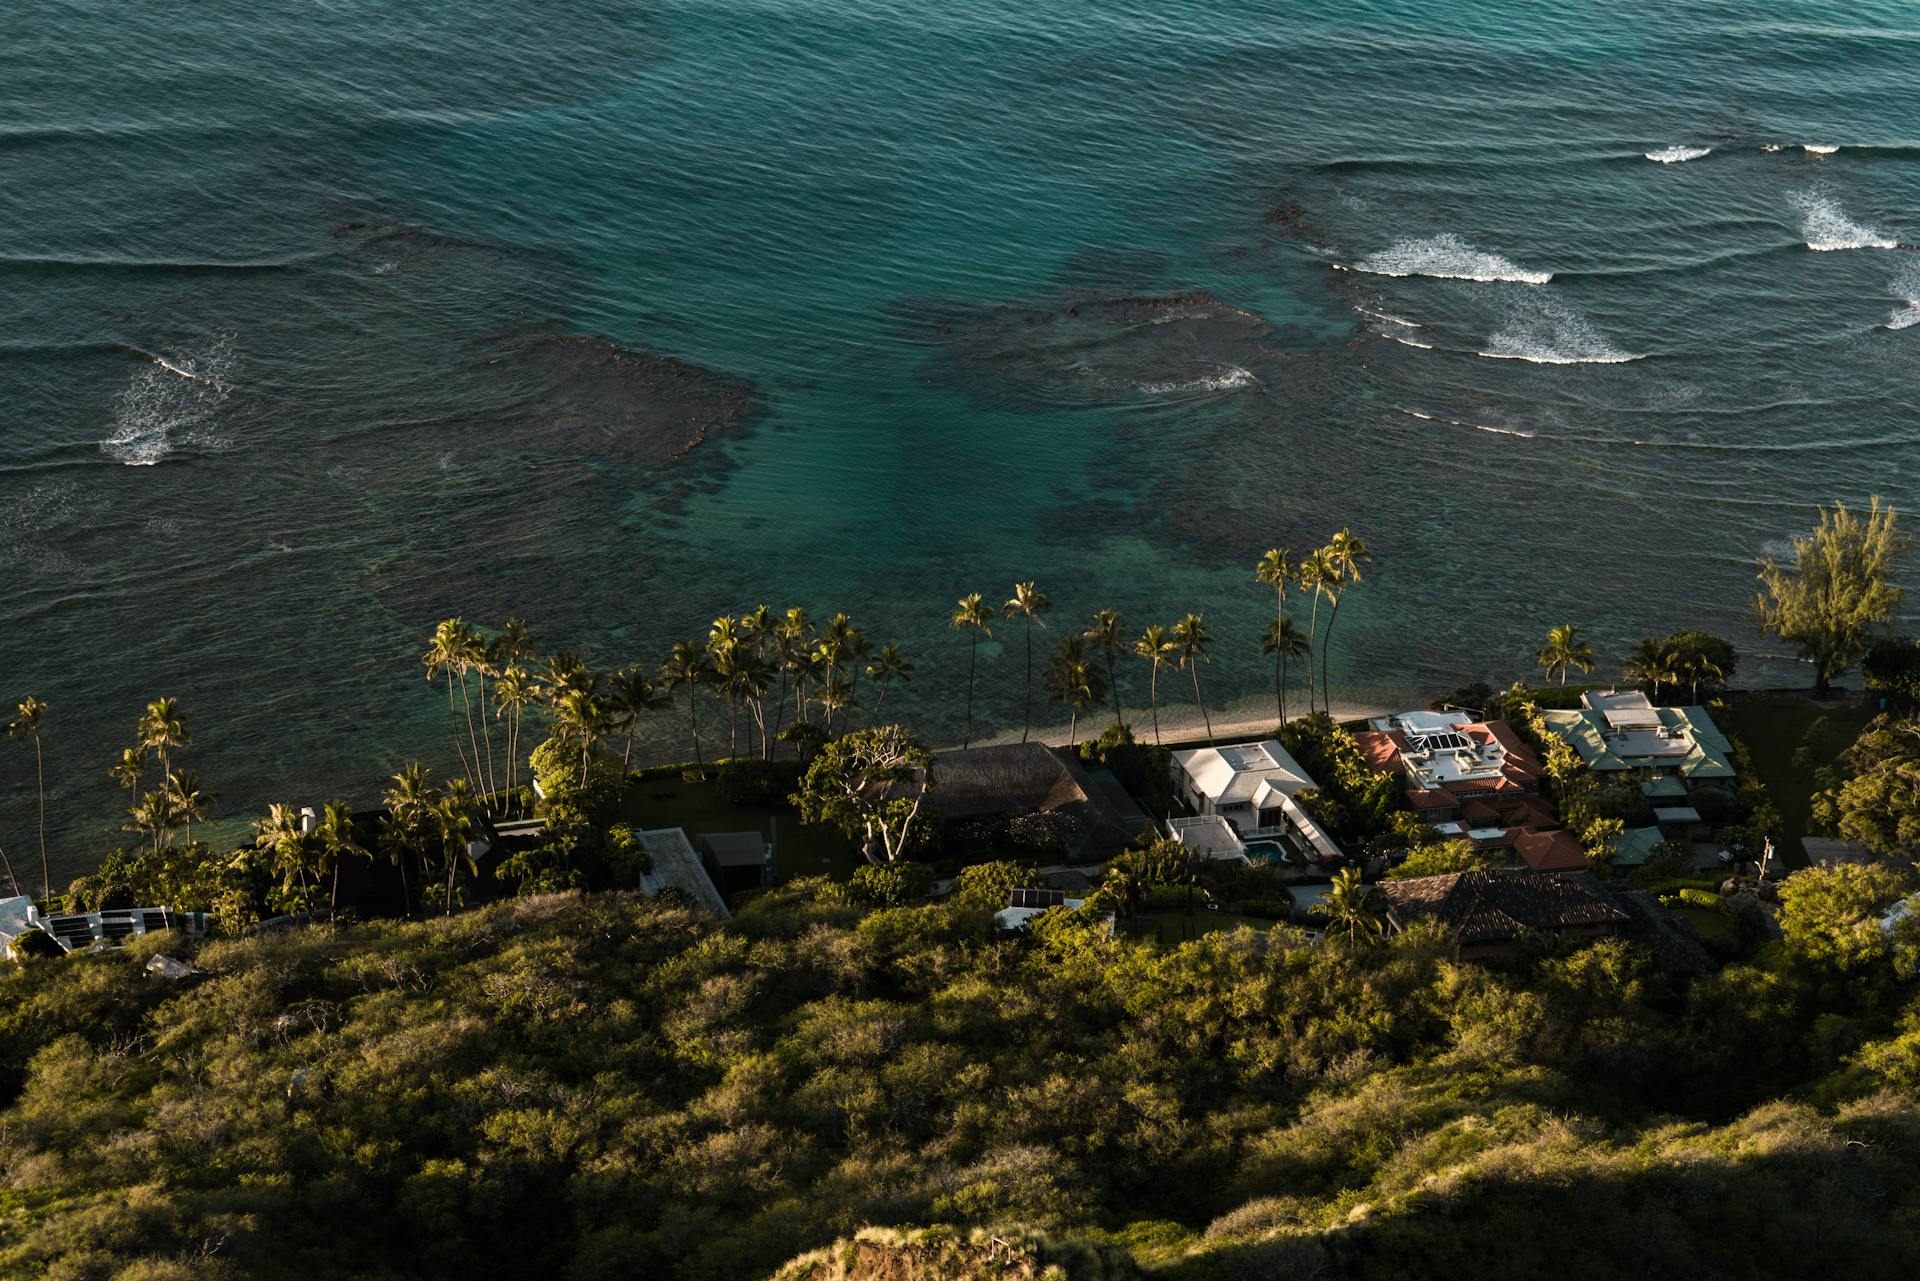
xmin=1355 ymin=306 xmax=1421 ymax=328
xmin=1478 ymin=297 xmax=1639 ymax=365
xmin=1803 ymin=144 xmax=1839 ymax=155
xmin=1891 ymin=263 xmax=1920 ymax=330
xmin=1137 ymin=366 xmax=1258 ymax=395
xmin=101 ymin=337 xmax=237 ymax=465
xmin=1342 ymin=234 xmax=1551 ymax=284
xmin=1646 ymin=146 xmax=1711 ymax=163
xmin=1792 ymin=192 xmax=1897 ymax=251
xmin=1402 ymin=408 xmax=1536 ymax=439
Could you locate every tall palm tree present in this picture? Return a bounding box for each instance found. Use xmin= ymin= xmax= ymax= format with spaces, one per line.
xmin=950 ymin=593 xmax=995 ymax=749
xmin=1171 ymin=613 xmax=1216 ymax=744
xmin=816 ymin=669 xmax=858 ymax=735
xmin=1318 ymin=529 xmax=1374 ymax=717
xmin=1536 ymin=624 xmax=1597 ymax=687
xmin=460 ymin=624 xmax=499 ymax=805
xmin=771 ymin=607 xmax=814 ymax=746
xmin=1085 ymin=608 xmax=1127 ymax=732
xmin=608 ymin=665 xmax=673 ymax=771
xmin=865 ymin=644 xmax=914 ymax=726
xmin=8 ymin=696 xmax=48 ymax=899
xmin=708 ymin=615 xmax=745 ymax=755
xmin=137 ymin=697 xmax=188 ymax=789
xmin=165 ymin=771 xmax=211 ymax=847
xmin=492 ymin=664 xmax=535 ymax=813
xmin=1255 ymin=549 xmax=1296 ymax=724
xmin=1262 ymin=614 xmax=1311 ymax=725
xmin=1003 ymin=582 xmax=1053 ymax=743
xmin=552 ymin=688 xmax=606 ymax=788
xmin=1296 ymin=550 xmax=1336 ymax=716
xmin=1045 ymin=633 xmax=1108 ymax=747
xmin=1132 ymin=625 xmax=1179 ymax=746
xmin=422 ymin=620 xmax=477 ymax=792
xmin=660 ymin=641 xmax=714 ymax=767
xmin=1324 ymin=866 xmax=1383 ymax=944
xmin=316 ymin=800 xmax=362 ymax=913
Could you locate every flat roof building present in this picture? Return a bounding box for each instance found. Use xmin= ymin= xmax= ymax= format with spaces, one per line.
xmin=1172 ymin=739 xmax=1344 ymax=864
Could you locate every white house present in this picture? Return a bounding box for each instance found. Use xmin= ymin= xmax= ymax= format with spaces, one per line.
xmin=1170 ymin=740 xmax=1343 ymax=863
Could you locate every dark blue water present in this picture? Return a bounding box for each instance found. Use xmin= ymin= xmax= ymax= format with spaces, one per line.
xmin=2 ymin=0 xmax=1916 ymax=877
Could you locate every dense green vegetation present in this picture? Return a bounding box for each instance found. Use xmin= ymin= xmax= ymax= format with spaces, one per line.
xmin=3 ymin=861 xmax=1918 ymax=1281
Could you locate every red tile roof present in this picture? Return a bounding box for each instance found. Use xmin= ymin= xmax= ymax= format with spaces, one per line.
xmin=1511 ymin=828 xmax=1590 ymax=872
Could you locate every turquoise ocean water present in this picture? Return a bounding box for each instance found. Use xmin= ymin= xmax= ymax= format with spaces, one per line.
xmin=2 ymin=0 xmax=1917 ymax=878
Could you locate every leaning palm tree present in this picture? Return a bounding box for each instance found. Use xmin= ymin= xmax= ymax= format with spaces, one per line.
xmin=660 ymin=641 xmax=714 ymax=767
xmin=1537 ymin=624 xmax=1597 ymax=687
xmin=1084 ymin=608 xmax=1127 ymax=732
xmin=1132 ymin=625 xmax=1179 ymax=746
xmin=1004 ymin=582 xmax=1053 ymax=743
xmin=165 ymin=771 xmax=211 ymax=847
xmin=608 ymin=665 xmax=673 ymax=771
xmin=1171 ymin=613 xmax=1216 ymax=744
xmin=1296 ymin=550 xmax=1336 ymax=716
xmin=950 ymin=593 xmax=995 ymax=749
xmin=8 ymin=696 xmax=48 ymax=899
xmin=1318 ymin=529 xmax=1374 ymax=716
xmin=1261 ymin=614 xmax=1311 ymax=726
xmin=865 ymin=644 xmax=914 ymax=727
xmin=1255 ymin=549 xmax=1296 ymax=724
xmin=1324 ymin=866 xmax=1383 ymax=944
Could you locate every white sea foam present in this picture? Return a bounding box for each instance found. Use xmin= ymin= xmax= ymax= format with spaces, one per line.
xmin=102 ymin=336 xmax=236 ymax=465
xmin=1890 ymin=263 xmax=1920 ymax=330
xmin=1345 ymin=234 xmax=1551 ymax=284
xmin=1803 ymin=144 xmax=1839 ymax=155
xmin=1138 ymin=366 xmax=1257 ymax=394
xmin=1479 ymin=296 xmax=1639 ymax=365
xmin=1401 ymin=407 xmax=1535 ymax=438
xmin=1356 ymin=306 xmax=1422 ymax=328
xmin=1646 ymin=146 xmax=1711 ymax=163
xmin=1888 ymin=304 xmax=1920 ymax=331
xmin=1791 ymin=192 xmax=1897 ymax=251
xmin=1384 ymin=334 xmax=1434 ymax=350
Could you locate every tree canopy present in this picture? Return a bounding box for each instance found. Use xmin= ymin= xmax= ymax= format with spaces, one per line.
xmin=1755 ymin=498 xmax=1909 ymax=694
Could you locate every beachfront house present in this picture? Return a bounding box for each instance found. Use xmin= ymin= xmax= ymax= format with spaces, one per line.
xmin=932 ymin=742 xmax=1149 ymax=859
xmin=1541 ymin=690 xmax=1735 ymax=802
xmin=1168 ymin=739 xmax=1344 ymax=864
xmin=1 ymin=896 xmax=211 ymax=955
xmin=636 ymin=827 xmax=732 ymax=919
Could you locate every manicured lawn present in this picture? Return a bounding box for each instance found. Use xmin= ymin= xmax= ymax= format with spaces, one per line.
xmin=618 ymin=770 xmax=860 ymax=883
xmin=1122 ymin=910 xmax=1278 ymax=944
xmin=1716 ymin=692 xmax=1873 ymax=870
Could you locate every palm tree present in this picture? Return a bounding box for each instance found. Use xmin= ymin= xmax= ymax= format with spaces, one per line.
xmin=422 ymin=620 xmax=477 ymax=792
xmin=865 ymin=644 xmax=914 ymax=726
xmin=1261 ymin=614 xmax=1311 ymax=725
xmin=1324 ymin=866 xmax=1383 ymax=944
xmin=124 ymin=790 xmax=171 ymax=856
xmin=1003 ymin=582 xmax=1053 ymax=743
xmin=109 ymin=746 xmax=146 ymax=795
xmin=1296 ymin=550 xmax=1336 ymax=715
xmin=1318 ymin=529 xmax=1374 ymax=716
xmin=1624 ymin=637 xmax=1679 ymax=703
xmin=8 ymin=696 xmax=48 ymax=899
xmin=660 ymin=641 xmax=714 ymax=767
xmin=382 ymin=763 xmax=440 ymax=918
xmin=316 ymin=801 xmax=362 ymax=913
xmin=950 ymin=593 xmax=995 ymax=749
xmin=0 ymin=836 xmax=19 ymax=900
xmin=137 ymin=697 xmax=188 ymax=789
xmin=708 ymin=615 xmax=745 ymax=755
xmin=552 ymin=688 xmax=605 ymax=788
xmin=435 ymin=779 xmax=478 ymax=917
xmin=1171 ymin=614 xmax=1216 ymax=744
xmin=459 ymin=624 xmax=499 ymax=805
xmin=1045 ymin=633 xmax=1108 ymax=747
xmin=608 ymin=665 xmax=672 ymax=771
xmin=1678 ymin=651 xmax=1724 ymax=706
xmin=1255 ymin=549 xmax=1296 ymax=724
xmin=165 ymin=771 xmax=211 ymax=847
xmin=1537 ymin=624 xmax=1597 ymax=687
xmin=255 ymin=803 xmax=316 ymax=910
xmin=771 ymin=607 xmax=814 ymax=745
xmin=1084 ymin=608 xmax=1127 ymax=732
xmin=1132 ymin=625 xmax=1179 ymax=746
xmin=493 ymin=665 xmax=535 ymax=813
xmin=816 ymin=669 xmax=858 ymax=735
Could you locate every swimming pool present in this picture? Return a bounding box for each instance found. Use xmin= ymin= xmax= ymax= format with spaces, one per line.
xmin=1245 ymin=841 xmax=1291 ymax=864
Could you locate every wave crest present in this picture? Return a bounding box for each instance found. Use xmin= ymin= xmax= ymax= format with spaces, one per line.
xmin=1646 ymin=146 xmax=1711 ymax=163
xmin=101 ymin=337 xmax=237 ymax=466
xmin=1479 ymin=297 xmax=1638 ymax=365
xmin=1791 ymin=192 xmax=1897 ymax=251
xmin=1344 ymin=234 xmax=1551 ymax=284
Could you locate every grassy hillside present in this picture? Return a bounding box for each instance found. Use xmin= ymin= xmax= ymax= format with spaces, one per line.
xmin=1 ymin=878 xmax=1917 ymax=1280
